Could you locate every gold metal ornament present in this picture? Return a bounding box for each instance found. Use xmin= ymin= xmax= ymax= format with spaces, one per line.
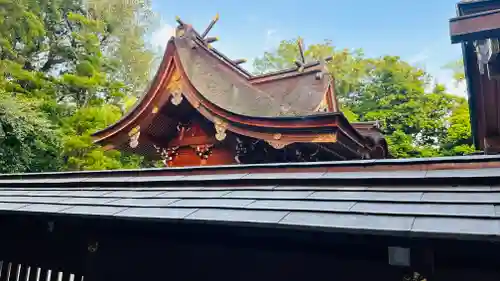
xmin=311 ymin=133 xmax=337 ymax=143
xmin=167 ymin=69 xmax=184 ymax=106
xmin=214 ymin=118 xmax=228 ymax=141
xmin=267 ymin=141 xmax=287 ymax=149
xmin=171 ymin=90 xmax=183 ymax=106
xmin=128 ymin=126 xmax=141 ymax=148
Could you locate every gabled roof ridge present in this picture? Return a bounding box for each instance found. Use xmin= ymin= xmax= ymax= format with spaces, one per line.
xmin=189 ymin=29 xmax=253 ymax=78
xmin=181 ymin=19 xmax=330 ymax=84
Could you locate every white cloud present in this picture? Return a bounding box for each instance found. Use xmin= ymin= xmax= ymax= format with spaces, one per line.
xmin=151 ymin=23 xmax=175 ymax=51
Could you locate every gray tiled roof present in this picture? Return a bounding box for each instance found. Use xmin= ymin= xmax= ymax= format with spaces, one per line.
xmin=0 ymin=169 xmax=499 ymax=241
xmin=1 ymin=166 xmax=500 ymax=187
xmin=1 ymin=154 xmax=500 ymax=179
xmin=1 ymin=155 xmax=500 ymax=240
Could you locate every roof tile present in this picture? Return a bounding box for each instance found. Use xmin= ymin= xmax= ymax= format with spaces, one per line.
xmin=421 ymin=192 xmax=500 ymax=203
xmin=186 ymin=209 xmax=288 ymax=224
xmin=307 ymin=191 xmax=424 ymax=202
xmin=411 ymin=217 xmax=500 ymax=236
xmin=247 ymin=200 xmax=356 ymax=212
xmin=280 ymin=212 xmax=415 ymax=232
xmin=169 ymin=199 xmax=254 ymax=208
xmin=223 ymin=190 xmax=314 ymax=199
xmin=63 ymin=205 xmax=126 ymax=216
xmin=117 ymin=207 xmax=197 ymax=219
xmin=351 ymin=202 xmax=496 ymax=217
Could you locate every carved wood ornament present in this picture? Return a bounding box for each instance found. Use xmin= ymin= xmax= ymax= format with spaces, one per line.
xmin=167 ymin=69 xmax=184 ymax=106
xmin=193 ymin=144 xmax=213 ymax=160
xmin=176 ymin=121 xmax=192 ymax=141
xmin=154 ymin=145 xmax=179 ymax=166
xmin=267 ymin=133 xmax=288 ymax=149
xmin=295 ymin=147 xmax=320 ymax=162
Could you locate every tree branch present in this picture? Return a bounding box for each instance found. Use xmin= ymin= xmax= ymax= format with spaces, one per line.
xmin=41 ymin=56 xmax=65 ymax=72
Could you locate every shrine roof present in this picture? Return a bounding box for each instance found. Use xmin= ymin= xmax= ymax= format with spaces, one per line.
xmin=91 ymin=16 xmax=352 ymax=146
xmin=1 ymin=155 xmax=500 ymax=241
xmin=173 ymin=35 xmax=330 ymax=117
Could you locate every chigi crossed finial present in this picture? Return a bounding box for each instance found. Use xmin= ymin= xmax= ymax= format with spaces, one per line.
xmin=173 ymin=13 xmax=247 ymax=65
xmin=294 ymin=36 xmax=333 ymax=78
xmin=174 ymin=14 xmax=219 ymax=45
xmin=294 ymin=37 xmax=306 ymax=72
xmin=201 ymin=13 xmax=219 ymax=38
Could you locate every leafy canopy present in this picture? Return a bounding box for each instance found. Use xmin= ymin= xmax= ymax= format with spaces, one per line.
xmin=0 ymin=0 xmax=158 ymax=173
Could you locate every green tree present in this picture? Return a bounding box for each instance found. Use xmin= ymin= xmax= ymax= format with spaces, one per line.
xmin=0 ymin=92 xmax=62 ymax=173
xmin=440 ymin=97 xmax=474 ymax=155
xmin=86 ymin=0 xmax=158 ymax=96
xmin=444 ymin=59 xmax=465 ymax=83
xmin=60 ymin=104 xmax=146 ymax=171
xmin=0 ymin=0 xmax=158 ymax=173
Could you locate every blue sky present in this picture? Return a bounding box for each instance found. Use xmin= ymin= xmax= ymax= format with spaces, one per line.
xmin=149 ymin=0 xmax=465 ymax=95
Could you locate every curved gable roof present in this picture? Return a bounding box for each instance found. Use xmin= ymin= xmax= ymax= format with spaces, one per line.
xmin=92 ymin=21 xmax=383 ymax=154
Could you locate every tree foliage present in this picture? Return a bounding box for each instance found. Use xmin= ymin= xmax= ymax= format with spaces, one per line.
xmin=444 ymin=59 xmax=466 ymax=83
xmin=253 ymin=40 xmax=474 ymax=157
xmin=0 ymin=0 xmax=157 ymax=173
xmin=0 ymin=92 xmax=62 ymax=173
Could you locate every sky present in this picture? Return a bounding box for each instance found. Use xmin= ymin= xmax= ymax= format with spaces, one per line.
xmin=149 ymin=0 xmax=467 ymax=96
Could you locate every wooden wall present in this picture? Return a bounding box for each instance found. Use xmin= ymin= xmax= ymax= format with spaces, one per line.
xmin=0 ymin=213 xmax=499 ymax=281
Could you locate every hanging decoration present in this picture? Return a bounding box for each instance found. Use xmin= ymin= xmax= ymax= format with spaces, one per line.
xmin=193 ymin=144 xmax=213 ymax=160
xmin=267 ymin=141 xmax=287 ymax=150
xmin=214 ymin=118 xmax=228 ymax=141
xmin=154 ymin=145 xmax=180 ymax=166
xmin=128 ymin=126 xmax=141 ymax=148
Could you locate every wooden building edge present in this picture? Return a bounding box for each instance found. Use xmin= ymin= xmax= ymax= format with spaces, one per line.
xmin=91 ymin=16 xmax=389 ymax=167
xmin=449 ymin=0 xmax=500 ymax=153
